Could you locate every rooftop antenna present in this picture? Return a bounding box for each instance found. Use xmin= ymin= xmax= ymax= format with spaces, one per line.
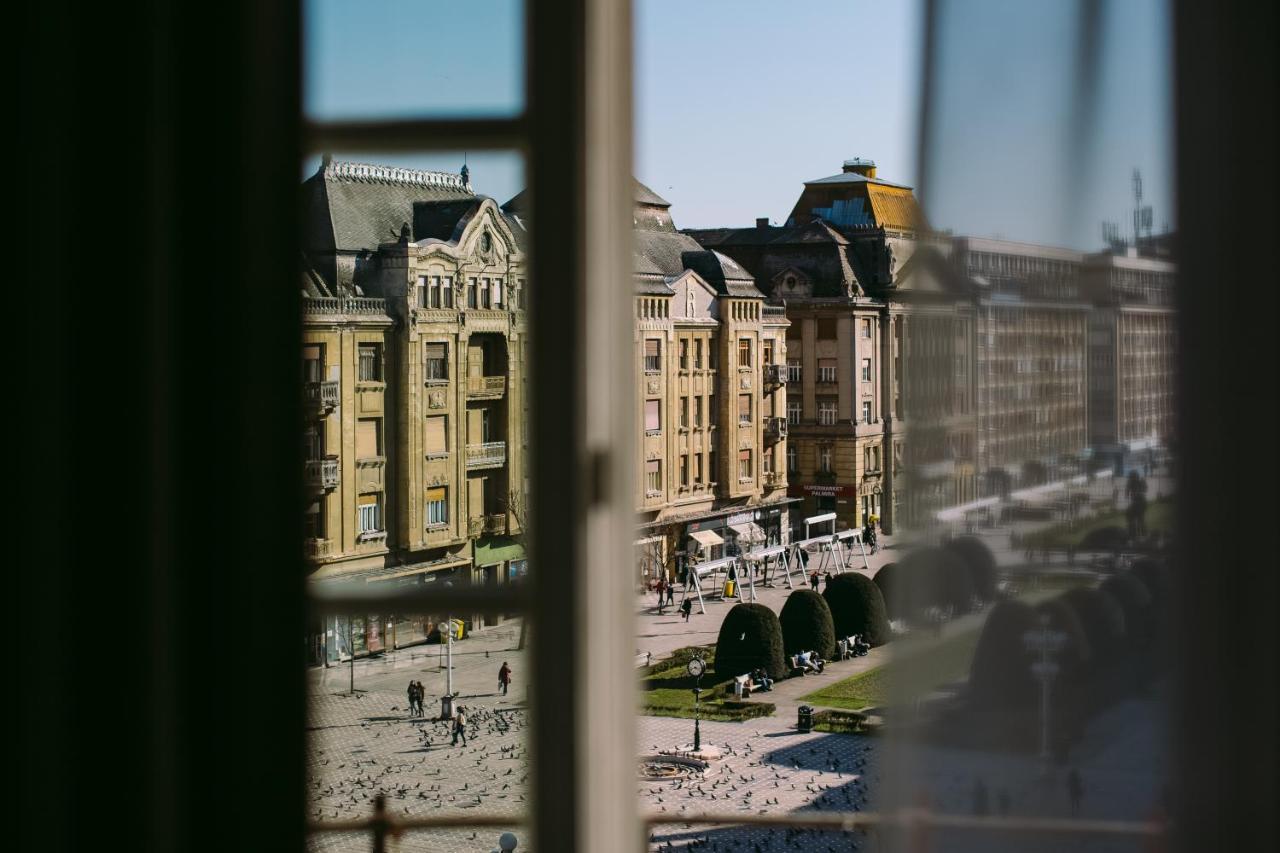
xmin=1132 ymin=168 xmax=1153 ymax=249
xmin=460 ymin=152 xmax=470 ymax=189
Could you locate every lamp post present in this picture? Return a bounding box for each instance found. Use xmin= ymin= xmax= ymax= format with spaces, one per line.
xmin=686 ymin=652 xmax=706 ymax=752
xmin=1022 ymin=614 xmax=1067 ymax=767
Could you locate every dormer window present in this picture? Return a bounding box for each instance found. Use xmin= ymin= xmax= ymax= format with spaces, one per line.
xmin=479 ymin=232 xmax=492 ymax=253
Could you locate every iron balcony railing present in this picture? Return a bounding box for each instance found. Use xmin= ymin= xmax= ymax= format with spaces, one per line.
xmin=304 ymin=456 xmax=340 ymax=491
xmin=468 ymin=513 xmax=508 ymax=536
xmin=465 ymin=441 xmax=507 ymax=470
xmin=764 ymin=416 xmax=788 ymax=442
xmin=764 ymin=363 xmax=788 ymax=387
xmin=303 ymin=538 xmax=331 ymax=559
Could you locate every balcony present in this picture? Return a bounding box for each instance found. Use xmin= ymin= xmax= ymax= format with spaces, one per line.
xmin=303 ymin=380 xmax=339 ymax=415
xmin=465 ymin=441 xmax=507 ymax=470
xmin=466 ymin=375 xmax=507 ymax=399
xmin=304 ymin=456 xmax=339 ymax=491
xmin=763 ymin=364 xmax=788 ymax=389
xmin=764 ymin=416 xmax=788 ymax=443
xmin=762 ymin=470 xmax=784 ymax=488
xmin=468 ymin=513 xmax=508 ymax=537
xmin=303 ymin=538 xmax=331 ymax=560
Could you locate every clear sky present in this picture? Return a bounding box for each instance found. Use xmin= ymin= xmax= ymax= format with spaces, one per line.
xmin=304 ymin=0 xmax=1172 ymax=250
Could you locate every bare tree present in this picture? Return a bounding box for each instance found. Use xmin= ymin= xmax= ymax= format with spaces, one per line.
xmin=506 ymin=488 xmax=531 ymax=650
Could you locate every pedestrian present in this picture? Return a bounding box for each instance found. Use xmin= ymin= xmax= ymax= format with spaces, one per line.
xmin=655 ymin=577 xmax=666 ymax=613
xmin=810 ymin=570 xmax=820 ymax=591
xmin=1067 ymin=768 xmax=1083 ymax=816
xmin=498 ymin=661 xmax=512 ymax=696
xmin=680 ymin=596 xmax=692 ymax=622
xmin=665 ymin=581 xmax=675 ymax=608
xmin=451 ymin=706 xmax=468 ymax=746
xmin=407 ymin=681 xmax=418 ymax=717
xmin=823 ymin=570 xmax=832 ymax=588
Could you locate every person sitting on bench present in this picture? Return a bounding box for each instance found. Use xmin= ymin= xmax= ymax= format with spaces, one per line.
xmin=796 ymin=650 xmax=824 ymax=674
xmin=750 ymin=667 xmax=774 ymax=692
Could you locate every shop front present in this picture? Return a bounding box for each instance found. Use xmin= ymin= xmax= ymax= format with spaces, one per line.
xmin=788 ymin=482 xmax=859 ymax=533
xmin=473 ymin=535 xmax=525 ymax=629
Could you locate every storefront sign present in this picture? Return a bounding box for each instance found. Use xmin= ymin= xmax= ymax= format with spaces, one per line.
xmin=789 ymin=483 xmax=857 ymax=498
xmin=726 ymin=512 xmax=754 ymax=526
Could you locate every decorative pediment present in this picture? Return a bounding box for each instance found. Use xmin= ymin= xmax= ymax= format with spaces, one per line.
xmin=771 ymin=266 xmax=813 ymax=298
xmin=669 ymin=270 xmax=718 ymax=320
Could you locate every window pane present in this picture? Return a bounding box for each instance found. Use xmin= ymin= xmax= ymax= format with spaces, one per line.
xmin=304 ymin=0 xmax=525 ymax=120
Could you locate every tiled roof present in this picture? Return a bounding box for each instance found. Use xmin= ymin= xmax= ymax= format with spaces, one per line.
xmin=803 ymin=172 xmax=913 ymax=191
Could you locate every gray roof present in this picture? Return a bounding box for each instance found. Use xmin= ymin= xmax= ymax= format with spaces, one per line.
xmin=305 ymin=159 xmax=475 ymax=253
xmin=632 ymin=179 xmax=671 ymax=207
xmin=803 ymin=172 xmax=913 ymax=190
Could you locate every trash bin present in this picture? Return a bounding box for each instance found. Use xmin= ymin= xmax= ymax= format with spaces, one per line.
xmin=441 ymin=694 xmax=454 ymax=720
xmin=723 ymin=580 xmax=735 ymax=598
xmin=797 ymin=705 xmax=814 ymax=733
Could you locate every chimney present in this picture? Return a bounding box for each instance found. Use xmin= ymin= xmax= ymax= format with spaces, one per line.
xmin=842 ymin=157 xmax=877 ymax=178
xmin=756 ymin=217 xmax=770 ymax=229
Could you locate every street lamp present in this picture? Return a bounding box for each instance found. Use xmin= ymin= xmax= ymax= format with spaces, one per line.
xmin=1022 ymin=613 xmax=1067 ymax=767
xmin=686 ymin=652 xmax=706 ymax=752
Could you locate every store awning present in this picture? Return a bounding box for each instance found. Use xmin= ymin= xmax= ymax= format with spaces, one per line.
xmin=474 ymin=536 xmax=526 ymax=566
xmin=729 ymin=522 xmax=765 ymax=543
xmin=310 ymin=555 xmax=471 ymax=585
xmin=689 ymin=529 xmax=724 ymax=550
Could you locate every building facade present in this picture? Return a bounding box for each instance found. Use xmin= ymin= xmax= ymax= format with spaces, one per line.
xmin=302 ymin=159 xmax=529 ymax=662
xmin=628 ymin=183 xmax=795 ymax=587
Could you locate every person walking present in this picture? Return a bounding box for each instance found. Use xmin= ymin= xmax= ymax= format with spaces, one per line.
xmin=407 ymin=681 xmax=418 ymax=717
xmin=498 ymin=661 xmax=512 ymax=696
xmin=655 ymin=577 xmax=666 ymax=614
xmin=665 ymin=581 xmax=675 ymax=608
xmin=823 ymin=570 xmax=832 ymax=589
xmin=451 ymin=706 xmax=468 ymax=746
xmin=1067 ymin=768 xmax=1084 ymax=816
xmin=810 ymin=570 xmax=820 ymax=591
xmin=680 ymin=596 xmax=692 ymax=622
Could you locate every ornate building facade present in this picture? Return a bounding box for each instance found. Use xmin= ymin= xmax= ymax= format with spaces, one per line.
xmin=301 ymin=159 xmax=528 ymax=662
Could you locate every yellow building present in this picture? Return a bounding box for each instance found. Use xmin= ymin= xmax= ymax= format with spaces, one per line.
xmin=302 ymin=159 xmax=528 ymax=661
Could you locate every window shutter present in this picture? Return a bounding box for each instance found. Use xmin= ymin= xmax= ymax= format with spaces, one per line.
xmin=425 ymin=417 xmax=447 ymax=453
xmin=356 ymin=419 xmax=379 ymax=458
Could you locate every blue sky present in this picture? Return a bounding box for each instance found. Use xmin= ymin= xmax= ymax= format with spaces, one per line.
xmin=304 ymin=0 xmax=1171 ymax=249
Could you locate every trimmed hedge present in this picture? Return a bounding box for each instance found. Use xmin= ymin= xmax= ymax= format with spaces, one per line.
xmin=968 ymin=600 xmax=1038 ymax=709
xmin=945 ymin=536 xmax=999 ymax=601
xmin=1100 ymin=574 xmax=1153 ymax=644
xmin=713 ymin=603 xmax=788 ymax=681
xmin=1060 ymin=587 xmax=1127 ymax=659
xmin=872 ymin=562 xmax=899 ymax=618
xmin=779 ymin=590 xmax=836 ymax=659
xmin=822 ymin=573 xmax=891 ymax=646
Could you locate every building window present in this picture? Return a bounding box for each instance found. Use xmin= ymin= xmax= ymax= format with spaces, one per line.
xmin=862 ymin=319 xmax=872 ymax=339
xmin=738 ymin=338 xmax=752 ymax=368
xmin=694 ymin=453 xmax=704 ymax=484
xmin=787 ymin=445 xmax=798 ymax=473
xmin=738 ymin=449 xmax=752 ymax=480
xmin=644 ymin=339 xmax=661 ymax=372
xmin=694 ymin=339 xmax=703 ymax=369
xmin=708 ymin=342 xmax=719 ymax=371
xmin=819 ymin=445 xmax=833 ymax=473
xmin=679 ymin=339 xmax=688 ymax=370
xmin=762 ymin=449 xmax=775 ymax=474
xmin=303 ymin=424 xmax=323 ymax=460
xmin=864 ymin=445 xmax=880 ymax=472
xmin=645 ymin=459 xmax=661 ymax=495
xmin=787 ymin=359 xmax=801 ymax=383
xmin=818 ymin=399 xmax=837 ymax=426
xmin=788 ymin=400 xmax=801 ymax=425
xmin=738 ymin=393 xmax=752 ymax=425
xmin=679 ymin=396 xmax=689 ymax=428
xmin=694 ymin=396 xmax=703 ymax=427
xmin=763 ymin=339 xmax=774 ymax=365
xmin=493 ymin=278 xmax=504 ymax=309
xmin=425 ymin=343 xmax=449 ymax=382
xmin=304 ymin=499 xmax=325 ymax=540
xmin=425 ymin=416 xmax=448 ymax=457
xmin=358 ymin=344 xmax=382 ymax=381
xmin=481 ymin=277 xmax=492 ymax=309
xmin=356 ymin=418 xmax=382 ymax=459
xmin=303 ymin=345 xmax=323 ymax=382
xmin=426 ymin=487 xmax=448 ymax=527
xmin=709 ymin=450 xmax=717 ymax=482
xmin=818 ymin=358 xmax=837 ymax=384
xmin=861 ymin=357 xmax=872 ymax=382
xmin=862 ymin=400 xmax=873 ymax=423
xmin=442 ymin=276 xmax=454 ymax=308
xmin=467 ymin=277 xmax=478 ymax=308
xmin=679 ymin=454 xmax=689 ymax=486
xmin=358 ymin=493 xmax=382 ymax=534
xmin=709 ymin=393 xmax=718 ymax=426
xmin=644 ymin=399 xmax=661 ymax=434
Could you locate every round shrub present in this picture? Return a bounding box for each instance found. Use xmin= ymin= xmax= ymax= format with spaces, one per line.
xmin=713 ymin=602 xmax=787 ymax=681
xmin=1080 ymin=525 xmax=1127 ymax=552
xmin=1060 ymin=587 xmax=1126 ymax=659
xmin=873 ymin=562 xmax=900 ymax=618
xmin=1130 ymin=557 xmax=1168 ymax=603
xmin=933 ymin=547 xmax=977 ymax=615
xmin=968 ymin=600 xmax=1038 ymax=710
xmin=945 ymin=536 xmax=999 ymax=601
xmin=822 ymin=573 xmax=891 ymax=646
xmin=779 ymin=590 xmax=836 ymax=659
xmin=1100 ymin=573 xmax=1153 ymax=644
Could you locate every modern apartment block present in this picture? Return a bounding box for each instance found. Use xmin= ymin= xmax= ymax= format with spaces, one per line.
xmin=1082 ymin=247 xmax=1177 ymax=471
xmin=628 ymin=182 xmax=795 ymax=585
xmin=301 ymin=159 xmax=528 ymax=661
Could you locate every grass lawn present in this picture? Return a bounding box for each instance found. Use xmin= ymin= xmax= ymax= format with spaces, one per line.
xmin=799 ymin=588 xmax=1070 ymax=713
xmin=1023 ymin=496 xmax=1175 ymax=549
xmin=638 ymin=646 xmax=776 ymax=721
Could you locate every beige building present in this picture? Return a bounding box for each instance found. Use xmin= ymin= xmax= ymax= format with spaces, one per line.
xmin=628 ymin=183 xmax=795 ymax=586
xmin=301 ymin=159 xmax=528 ymax=662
